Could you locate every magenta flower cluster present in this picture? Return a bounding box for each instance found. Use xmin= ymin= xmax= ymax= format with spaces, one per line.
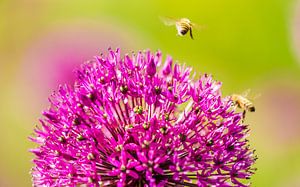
xmin=30 ymin=48 xmax=256 ymax=186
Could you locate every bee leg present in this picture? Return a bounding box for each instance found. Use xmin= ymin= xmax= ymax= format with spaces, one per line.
xmin=242 ymin=110 xmax=246 ymax=122
xmin=189 ymin=28 xmax=194 ymax=39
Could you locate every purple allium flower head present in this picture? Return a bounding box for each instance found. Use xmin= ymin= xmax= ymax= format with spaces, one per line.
xmin=30 ymin=48 xmax=257 ymax=186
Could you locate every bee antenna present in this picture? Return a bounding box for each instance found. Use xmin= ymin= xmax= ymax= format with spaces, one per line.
xmin=190 ymin=27 xmax=194 ymax=39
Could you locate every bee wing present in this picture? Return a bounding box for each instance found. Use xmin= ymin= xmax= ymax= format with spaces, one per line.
xmin=242 ymin=89 xmax=261 ymax=100
xmin=252 ymin=93 xmax=261 ymax=100
xmin=191 ymin=22 xmax=206 ymax=31
xmin=159 ymin=16 xmax=177 ymax=26
xmin=241 ymin=89 xmax=251 ymax=97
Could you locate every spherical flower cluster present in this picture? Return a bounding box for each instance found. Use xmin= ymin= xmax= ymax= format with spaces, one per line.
xmin=30 ymin=48 xmax=256 ymax=186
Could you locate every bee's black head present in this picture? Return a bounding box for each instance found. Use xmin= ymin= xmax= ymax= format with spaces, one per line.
xmin=249 ymin=106 xmax=255 ymax=112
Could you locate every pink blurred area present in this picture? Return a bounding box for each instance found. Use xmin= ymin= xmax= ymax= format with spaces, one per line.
xmin=253 ymin=76 xmax=300 ymax=152
xmin=15 ymin=20 xmax=135 ymax=115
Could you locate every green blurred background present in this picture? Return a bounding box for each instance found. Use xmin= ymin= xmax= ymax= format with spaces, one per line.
xmin=1 ymin=0 xmax=300 ymax=186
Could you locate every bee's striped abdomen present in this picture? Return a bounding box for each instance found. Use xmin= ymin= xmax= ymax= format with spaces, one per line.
xmin=176 ymin=20 xmax=191 ymax=36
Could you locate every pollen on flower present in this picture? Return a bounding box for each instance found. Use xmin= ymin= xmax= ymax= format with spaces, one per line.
xmin=30 ymin=48 xmax=257 ymax=187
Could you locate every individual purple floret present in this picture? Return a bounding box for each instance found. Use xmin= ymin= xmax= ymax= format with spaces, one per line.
xmin=30 ymin=48 xmax=256 ymax=187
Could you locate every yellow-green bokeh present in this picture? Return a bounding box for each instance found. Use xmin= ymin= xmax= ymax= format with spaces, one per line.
xmin=0 ymin=0 xmax=299 ymax=186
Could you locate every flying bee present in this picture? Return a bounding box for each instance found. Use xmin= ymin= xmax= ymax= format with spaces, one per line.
xmin=160 ymin=17 xmax=203 ymax=39
xmin=230 ymin=90 xmax=259 ymax=120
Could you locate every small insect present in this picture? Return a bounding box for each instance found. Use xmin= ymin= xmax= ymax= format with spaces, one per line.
xmin=230 ymin=90 xmax=259 ymax=120
xmin=160 ymin=17 xmax=202 ymax=39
